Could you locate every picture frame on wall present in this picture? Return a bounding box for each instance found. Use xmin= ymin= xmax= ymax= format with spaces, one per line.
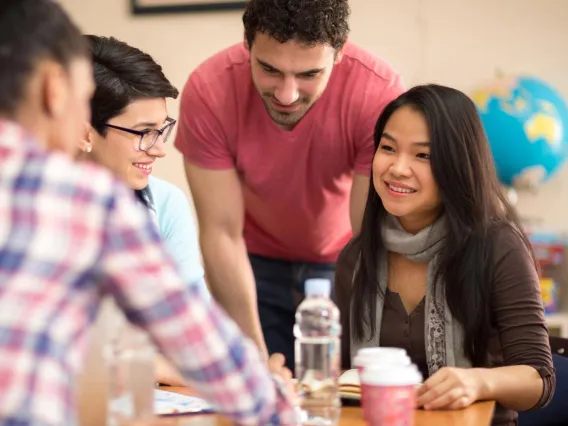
xmin=131 ymin=0 xmax=248 ymax=15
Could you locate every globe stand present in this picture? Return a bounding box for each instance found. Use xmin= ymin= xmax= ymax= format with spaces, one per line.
xmin=505 ymin=187 xmax=518 ymax=206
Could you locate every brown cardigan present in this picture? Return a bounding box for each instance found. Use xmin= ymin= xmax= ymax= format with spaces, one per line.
xmin=334 ymin=227 xmax=555 ymax=426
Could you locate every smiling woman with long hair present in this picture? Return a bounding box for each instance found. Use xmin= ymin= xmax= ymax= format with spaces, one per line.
xmin=335 ymin=84 xmax=555 ymax=425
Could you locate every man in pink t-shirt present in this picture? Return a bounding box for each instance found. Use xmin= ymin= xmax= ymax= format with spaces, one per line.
xmin=175 ymin=0 xmax=404 ymax=369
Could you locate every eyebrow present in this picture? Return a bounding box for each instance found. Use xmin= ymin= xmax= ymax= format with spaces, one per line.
xmin=132 ymin=119 xmax=168 ymax=129
xmin=382 ymin=131 xmax=430 ymax=147
xmin=256 ymin=58 xmax=324 ymax=75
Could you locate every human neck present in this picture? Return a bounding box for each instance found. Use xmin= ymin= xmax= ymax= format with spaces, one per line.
xmin=12 ymin=104 xmax=50 ymax=151
xmin=398 ymin=211 xmax=441 ymax=234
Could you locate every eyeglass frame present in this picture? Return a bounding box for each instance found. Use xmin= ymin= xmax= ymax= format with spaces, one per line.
xmin=105 ymin=117 xmax=177 ymax=152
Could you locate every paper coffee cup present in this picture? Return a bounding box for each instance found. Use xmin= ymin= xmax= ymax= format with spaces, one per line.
xmin=360 ymin=364 xmax=422 ymax=426
xmin=353 ymin=347 xmax=412 ymax=418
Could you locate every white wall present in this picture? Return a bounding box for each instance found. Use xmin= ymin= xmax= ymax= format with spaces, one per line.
xmin=59 ymin=0 xmax=568 ymax=231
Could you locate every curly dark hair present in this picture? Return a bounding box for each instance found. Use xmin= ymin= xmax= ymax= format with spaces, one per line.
xmin=242 ymin=0 xmax=350 ymax=50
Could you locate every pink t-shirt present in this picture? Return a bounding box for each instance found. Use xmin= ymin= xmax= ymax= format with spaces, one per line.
xmin=175 ymin=42 xmax=404 ymax=263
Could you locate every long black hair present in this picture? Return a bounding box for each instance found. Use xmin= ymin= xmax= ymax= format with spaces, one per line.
xmin=351 ymin=84 xmax=534 ymax=366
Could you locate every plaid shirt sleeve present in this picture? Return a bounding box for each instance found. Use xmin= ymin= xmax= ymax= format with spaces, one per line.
xmin=98 ymin=184 xmax=297 ymax=425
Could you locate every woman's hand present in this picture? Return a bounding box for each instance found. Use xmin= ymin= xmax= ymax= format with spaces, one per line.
xmin=268 ymin=353 xmax=296 ymax=401
xmin=416 ymin=367 xmax=486 ymax=410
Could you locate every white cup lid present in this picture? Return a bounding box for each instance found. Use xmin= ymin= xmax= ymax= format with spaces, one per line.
xmin=361 ymin=364 xmax=422 ymax=386
xmin=357 ymin=347 xmax=407 ymax=357
xmin=353 ymin=349 xmax=411 ymax=367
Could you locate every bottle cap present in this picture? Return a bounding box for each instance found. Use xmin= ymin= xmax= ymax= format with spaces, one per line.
xmin=305 ymin=278 xmax=331 ymax=297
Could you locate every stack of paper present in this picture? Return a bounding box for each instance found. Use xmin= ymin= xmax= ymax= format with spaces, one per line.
xmin=338 ymin=369 xmax=361 ymax=400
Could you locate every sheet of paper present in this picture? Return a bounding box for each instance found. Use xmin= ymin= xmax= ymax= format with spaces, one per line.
xmin=154 ymin=389 xmax=216 ymax=416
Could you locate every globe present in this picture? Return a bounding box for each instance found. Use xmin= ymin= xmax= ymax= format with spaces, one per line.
xmin=471 ymin=75 xmax=568 ymax=189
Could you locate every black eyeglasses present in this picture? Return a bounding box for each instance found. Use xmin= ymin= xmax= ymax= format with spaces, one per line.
xmin=105 ymin=117 xmax=177 ymax=152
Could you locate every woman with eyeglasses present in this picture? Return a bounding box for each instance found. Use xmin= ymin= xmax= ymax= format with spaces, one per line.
xmin=78 ymin=35 xmax=209 ymax=386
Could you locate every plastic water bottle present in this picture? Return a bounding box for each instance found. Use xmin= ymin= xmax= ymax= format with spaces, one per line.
xmin=294 ymin=278 xmax=341 ymax=425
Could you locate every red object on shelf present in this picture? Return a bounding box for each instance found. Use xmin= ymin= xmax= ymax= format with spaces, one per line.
xmin=531 ymin=243 xmax=565 ymax=267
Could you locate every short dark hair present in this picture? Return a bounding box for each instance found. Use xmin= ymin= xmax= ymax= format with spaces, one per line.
xmin=242 ymin=0 xmax=350 ymax=50
xmin=86 ymin=35 xmax=179 ymax=135
xmin=0 ymin=0 xmax=88 ymax=115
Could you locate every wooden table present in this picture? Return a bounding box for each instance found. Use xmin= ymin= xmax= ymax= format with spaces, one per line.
xmin=155 ymin=386 xmax=495 ymax=426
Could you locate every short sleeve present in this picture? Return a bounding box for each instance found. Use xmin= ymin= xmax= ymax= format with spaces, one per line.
xmin=149 ymin=178 xmax=210 ymax=302
xmin=354 ymin=74 xmax=405 ymax=176
xmin=174 ymin=73 xmax=234 ymax=170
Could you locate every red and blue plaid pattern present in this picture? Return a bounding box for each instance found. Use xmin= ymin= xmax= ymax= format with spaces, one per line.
xmin=0 ymin=121 xmax=295 ymax=425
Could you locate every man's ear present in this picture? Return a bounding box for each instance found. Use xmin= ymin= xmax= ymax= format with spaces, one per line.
xmin=244 ymin=31 xmax=250 ymax=50
xmin=334 ymin=41 xmax=347 ymax=65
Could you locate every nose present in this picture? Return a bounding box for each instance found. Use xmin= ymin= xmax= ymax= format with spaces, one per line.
xmin=273 ymin=76 xmax=299 ymax=106
xmin=389 ymin=154 xmax=412 ymax=178
xmin=146 ymin=135 xmax=167 ymax=158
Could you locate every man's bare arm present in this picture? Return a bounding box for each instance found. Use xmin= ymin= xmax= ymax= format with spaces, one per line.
xmin=350 ymin=173 xmax=370 ymax=235
xmin=184 ymin=160 xmax=267 ymax=357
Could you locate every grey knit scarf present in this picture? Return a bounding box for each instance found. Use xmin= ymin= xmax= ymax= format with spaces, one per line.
xmin=350 ymin=214 xmax=472 ymax=375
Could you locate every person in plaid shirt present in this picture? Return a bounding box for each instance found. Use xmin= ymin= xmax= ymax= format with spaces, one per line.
xmin=0 ymin=1 xmax=296 ymax=425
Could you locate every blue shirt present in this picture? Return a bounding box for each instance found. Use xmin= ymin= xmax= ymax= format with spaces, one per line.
xmin=146 ymin=175 xmax=209 ymax=301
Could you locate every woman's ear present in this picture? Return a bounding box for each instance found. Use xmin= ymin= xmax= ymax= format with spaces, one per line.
xmin=77 ymin=122 xmax=94 ymax=155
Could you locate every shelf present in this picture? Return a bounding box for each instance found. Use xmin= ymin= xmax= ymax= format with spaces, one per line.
xmin=546 ymin=313 xmax=568 ymax=337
